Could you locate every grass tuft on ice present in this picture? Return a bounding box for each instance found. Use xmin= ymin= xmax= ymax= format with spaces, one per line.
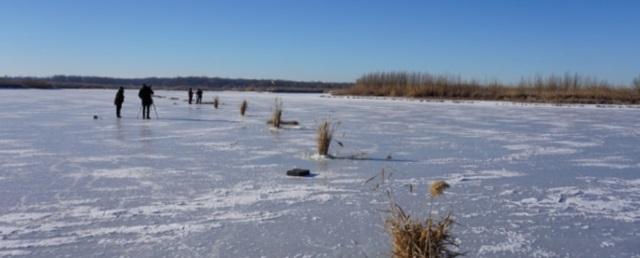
xmin=213 ymin=96 xmax=219 ymax=109
xmin=316 ymin=120 xmax=333 ymax=157
xmin=240 ymin=100 xmax=248 ymax=116
xmin=267 ymin=98 xmax=283 ymax=128
xmin=386 ymin=180 xmax=462 ymax=258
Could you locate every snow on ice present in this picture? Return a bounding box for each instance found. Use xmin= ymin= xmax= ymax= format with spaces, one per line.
xmin=0 ymin=89 xmax=639 ymax=257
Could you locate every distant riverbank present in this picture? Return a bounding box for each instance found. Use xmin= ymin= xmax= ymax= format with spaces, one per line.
xmin=0 ymin=75 xmax=351 ymax=93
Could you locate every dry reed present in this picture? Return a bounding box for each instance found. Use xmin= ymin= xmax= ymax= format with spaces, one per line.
xmin=317 ymin=120 xmax=333 ymax=156
xmin=270 ymin=98 xmax=283 ymax=128
xmin=386 ymin=180 xmax=461 ymax=258
xmin=240 ymin=100 xmax=248 ymax=116
xmin=429 ymin=181 xmax=450 ymax=198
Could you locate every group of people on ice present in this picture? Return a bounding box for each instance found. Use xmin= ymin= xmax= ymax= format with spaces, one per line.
xmin=188 ymin=88 xmax=203 ymax=104
xmin=113 ymin=84 xmax=204 ymax=119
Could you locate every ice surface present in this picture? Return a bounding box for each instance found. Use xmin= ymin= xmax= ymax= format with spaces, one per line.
xmin=1 ymin=89 xmax=639 ymax=257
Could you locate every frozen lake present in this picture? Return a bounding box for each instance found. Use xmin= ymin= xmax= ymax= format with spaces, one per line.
xmin=1 ymin=89 xmax=639 ymax=257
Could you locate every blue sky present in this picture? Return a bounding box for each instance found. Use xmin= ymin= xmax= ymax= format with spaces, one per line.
xmin=1 ymin=0 xmax=639 ymax=83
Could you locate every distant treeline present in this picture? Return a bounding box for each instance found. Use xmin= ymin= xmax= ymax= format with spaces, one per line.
xmin=337 ymin=72 xmax=640 ymax=104
xmin=0 ymin=75 xmax=352 ymax=93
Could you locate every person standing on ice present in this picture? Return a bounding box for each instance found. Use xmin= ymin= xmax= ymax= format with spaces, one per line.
xmin=114 ymin=87 xmax=125 ymax=118
xmin=188 ymin=88 xmax=194 ymax=104
xmin=138 ymin=84 xmax=154 ymax=119
xmin=196 ymin=89 xmax=203 ymax=104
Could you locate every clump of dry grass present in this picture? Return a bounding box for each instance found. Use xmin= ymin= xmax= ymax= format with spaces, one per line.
xmin=429 ymin=181 xmax=450 ymax=198
xmin=266 ymin=98 xmax=299 ymax=127
xmin=240 ymin=100 xmax=248 ymax=116
xmin=387 ymin=207 xmax=459 ymax=258
xmin=316 ymin=120 xmax=334 ymax=156
xmin=270 ymin=98 xmax=283 ymax=128
xmin=386 ymin=180 xmax=462 ymax=258
xmin=213 ymin=96 xmax=219 ymax=109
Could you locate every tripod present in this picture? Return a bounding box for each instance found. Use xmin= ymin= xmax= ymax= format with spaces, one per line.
xmin=137 ymin=104 xmax=158 ymax=119
xmin=152 ymin=104 xmax=159 ymax=119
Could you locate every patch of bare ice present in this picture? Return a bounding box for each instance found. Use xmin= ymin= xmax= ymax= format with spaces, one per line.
xmin=556 ymin=140 xmax=600 ymax=148
xmin=447 ymin=169 xmax=525 ymax=183
xmin=0 ymin=180 xmax=357 ymax=253
xmin=573 ymin=156 xmax=637 ymax=169
xmin=501 ymin=144 xmax=576 ymax=161
xmin=509 ymin=177 xmax=640 ymax=222
xmin=478 ymin=230 xmax=532 ymax=256
xmin=68 ymin=154 xmax=169 ymax=163
xmin=67 ymin=167 xmax=153 ymax=179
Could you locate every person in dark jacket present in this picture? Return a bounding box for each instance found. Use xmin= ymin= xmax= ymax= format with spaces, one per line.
xmin=188 ymin=88 xmax=194 ymax=104
xmin=196 ymin=89 xmax=203 ymax=104
xmin=114 ymin=87 xmax=125 ymax=118
xmin=138 ymin=84 xmax=154 ymax=119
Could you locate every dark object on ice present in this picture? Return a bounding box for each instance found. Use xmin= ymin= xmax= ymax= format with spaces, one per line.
xmin=93 ymin=115 xmax=98 ymax=120
xmin=188 ymin=88 xmax=193 ymax=104
xmin=138 ymin=84 xmax=154 ymax=119
xmin=114 ymin=87 xmax=124 ymax=118
xmin=287 ymin=168 xmax=310 ymax=177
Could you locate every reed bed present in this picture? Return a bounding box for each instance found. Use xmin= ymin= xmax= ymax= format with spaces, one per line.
xmin=337 ymin=72 xmax=640 ymax=104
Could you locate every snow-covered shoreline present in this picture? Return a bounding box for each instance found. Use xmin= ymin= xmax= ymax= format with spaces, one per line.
xmin=325 ymin=94 xmax=640 ymax=110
